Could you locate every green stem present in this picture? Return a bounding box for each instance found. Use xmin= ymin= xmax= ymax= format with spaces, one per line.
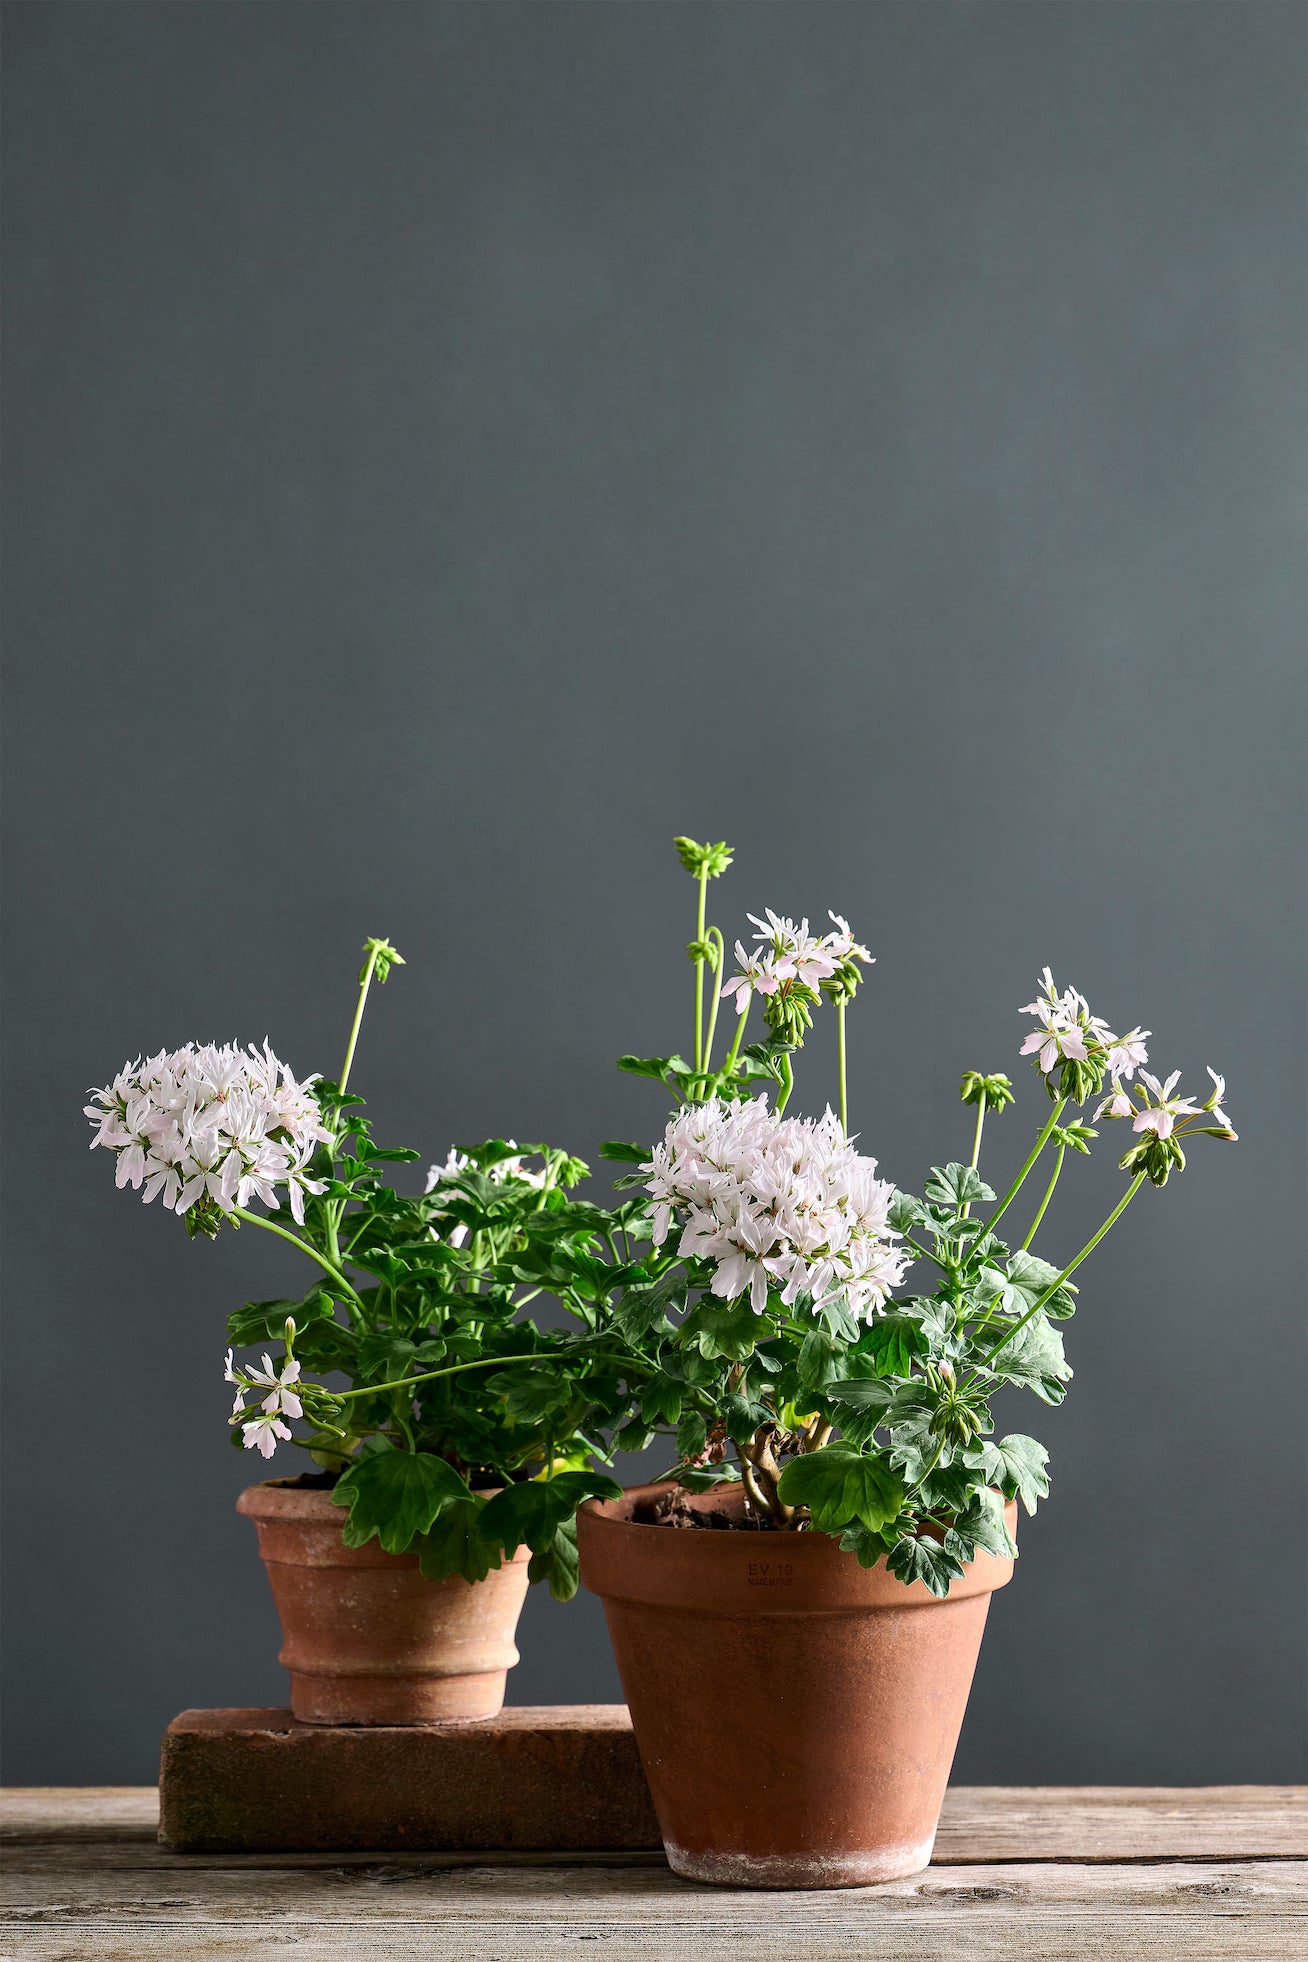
xmin=693 ymin=865 xmax=709 ymax=1071
xmin=972 ymin=1173 xmax=1147 ymax=1380
xmin=721 ymin=995 xmax=751 ymax=1077
xmin=323 ymin=945 xmax=383 ymax=1261
xmin=700 ymin=927 xmax=725 ymax=1085
xmin=969 ymin=1101 xmax=986 ymax=1171
xmin=837 ymin=1000 xmax=848 ymax=1135
xmin=984 ymin=1099 xmax=1067 ymax=1243
xmin=339 ymin=945 xmax=381 ymax=1099
xmin=775 ymin=1051 xmax=795 ymax=1117
xmin=1021 ymin=1144 xmax=1066 ymax=1252
xmin=958 ymin=1102 xmax=987 ymax=1223
xmin=229 ymin=1208 xmax=367 ymax=1319
xmin=330 ymin=1346 xmax=636 ymax=1404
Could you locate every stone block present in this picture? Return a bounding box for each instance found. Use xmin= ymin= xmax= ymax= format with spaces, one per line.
xmin=158 ymin=1705 xmax=660 ymax=1853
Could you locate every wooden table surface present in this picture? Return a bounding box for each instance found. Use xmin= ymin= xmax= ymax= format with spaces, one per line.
xmin=2 ymin=1785 xmax=1305 ymax=1959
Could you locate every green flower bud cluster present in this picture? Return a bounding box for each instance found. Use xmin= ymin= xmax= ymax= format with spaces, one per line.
xmin=959 ymin=1071 xmax=1015 ymax=1113
xmin=361 ymin=936 xmax=405 ymax=985
xmin=1118 ymin=1133 xmax=1186 ymax=1186
xmin=763 ymin=981 xmax=819 ymax=1045
xmin=674 ymin=837 xmax=734 ymax=880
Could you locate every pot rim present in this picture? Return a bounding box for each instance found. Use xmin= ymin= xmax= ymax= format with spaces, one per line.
xmin=578 ymin=1480 xmax=1016 ymax=1612
xmin=236 ymin=1477 xmax=348 ymax=1523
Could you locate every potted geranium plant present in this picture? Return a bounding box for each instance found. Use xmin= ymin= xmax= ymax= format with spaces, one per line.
xmin=86 ymin=937 xmax=621 ymax=1724
xmin=578 ymin=839 xmax=1237 ymax=1885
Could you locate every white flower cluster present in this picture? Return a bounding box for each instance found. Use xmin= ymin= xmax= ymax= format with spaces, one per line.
xmin=425 ymin=1144 xmax=546 ymax=1246
xmin=1019 ymin=969 xmax=1236 ymax=1142
xmin=225 ymin=1348 xmax=304 ymax=1458
xmin=645 ymin=1096 xmax=909 ymax=1319
xmin=720 ymin=909 xmax=873 ymax=1012
xmin=1019 ymin=967 xmax=1150 ymax=1080
xmin=86 ymin=1042 xmax=330 ymax=1224
xmin=1096 ymin=1066 xmax=1236 ymax=1140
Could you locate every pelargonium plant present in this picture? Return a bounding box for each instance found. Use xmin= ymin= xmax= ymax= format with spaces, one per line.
xmin=588 ymin=840 xmax=1237 ymax=1593
xmin=86 ymin=938 xmax=621 ymax=1597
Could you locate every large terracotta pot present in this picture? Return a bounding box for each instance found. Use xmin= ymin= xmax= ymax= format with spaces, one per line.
xmin=237 ymin=1479 xmax=531 ymax=1725
xmin=578 ymin=1481 xmax=1016 ymax=1887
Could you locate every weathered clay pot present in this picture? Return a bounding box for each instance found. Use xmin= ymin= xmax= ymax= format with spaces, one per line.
xmin=237 ymin=1480 xmax=531 ymax=1725
xmin=578 ymin=1481 xmax=1016 ymax=1887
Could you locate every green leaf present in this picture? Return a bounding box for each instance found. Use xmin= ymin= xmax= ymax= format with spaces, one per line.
xmin=887 ymin=1533 xmax=966 ymax=1597
xmin=527 ymin=1519 xmax=581 ymax=1601
xmin=988 ymin=1314 xmax=1072 ymax=1403
xmin=356 ymin=1332 xmax=418 ymax=1383
xmin=679 ymin=1294 xmax=765 ymax=1361
xmin=599 ymin=1141 xmax=651 ymax=1164
xmin=479 ymin=1472 xmax=622 ymax=1558
xmin=416 ymin=1499 xmax=502 ymax=1583
xmin=796 ymin=1330 xmax=840 ymax=1392
xmin=675 ymin=1410 xmax=708 ymax=1461
xmin=838 ymin=1523 xmax=892 ymax=1569
xmin=953 ymin=1487 xmax=1019 ymax=1559
xmin=332 ymin=1445 xmax=472 ymax=1554
xmin=826 ymin=1378 xmax=895 ymax=1418
xmin=924 ymin=1164 xmax=996 ymax=1210
xmin=776 ymin=1445 xmax=904 ymax=1534
xmin=639 ymin=1377 xmax=683 ymax=1427
xmin=861 ymin=1314 xmax=929 ymax=1379
xmin=888 ymin=1191 xmax=929 ymax=1235
xmin=969 ymin=1434 xmax=1050 ymax=1515
xmin=485 ymin=1365 xmax=576 ymax=1425
xmin=227 ymin=1291 xmax=333 ymax=1347
xmin=614 ymin=1271 xmax=686 ymax=1341
xmin=616 ymin=1055 xmax=672 ymax=1079
xmin=292 ymin=1318 xmax=360 ymax=1373
xmin=1003 ymin=1250 xmax=1078 ymax=1319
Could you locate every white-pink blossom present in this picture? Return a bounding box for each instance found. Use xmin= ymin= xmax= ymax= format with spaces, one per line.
xmin=1130 ymin=1070 xmax=1202 ymax=1138
xmin=746 ymin=910 xmax=837 ymax=989
xmin=246 ymin=1353 xmax=304 ymax=1420
xmin=822 ymin=913 xmax=874 ymax=966
xmin=1104 ymin=1028 xmax=1150 ymax=1079
xmin=87 ymin=1043 xmax=329 ymax=1224
xmin=719 ymin=942 xmax=783 ymax=1012
xmin=241 ymin=1413 xmax=292 ymax=1459
xmin=644 ymin=1097 xmax=908 ymax=1322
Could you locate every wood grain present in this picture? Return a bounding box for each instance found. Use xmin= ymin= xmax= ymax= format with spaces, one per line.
xmin=1 ymin=1787 xmax=1303 ymax=1961
xmin=3 ymin=1784 xmax=1304 ymax=1860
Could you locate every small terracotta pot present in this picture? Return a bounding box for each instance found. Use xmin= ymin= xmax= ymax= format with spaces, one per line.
xmin=237 ymin=1479 xmax=531 ymax=1725
xmin=578 ymin=1481 xmax=1016 ymax=1887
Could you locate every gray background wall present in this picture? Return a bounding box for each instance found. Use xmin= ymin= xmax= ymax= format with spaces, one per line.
xmin=3 ymin=0 xmax=1304 ymax=1787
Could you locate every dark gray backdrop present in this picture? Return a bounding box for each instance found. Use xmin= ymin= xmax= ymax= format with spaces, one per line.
xmin=3 ymin=0 xmax=1304 ymax=1787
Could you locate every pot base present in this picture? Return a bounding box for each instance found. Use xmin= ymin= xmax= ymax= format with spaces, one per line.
xmin=663 ymin=1833 xmax=936 ymax=1890
xmin=288 ymin=1668 xmax=511 ymax=1726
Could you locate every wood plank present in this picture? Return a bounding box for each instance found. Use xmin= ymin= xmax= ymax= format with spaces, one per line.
xmin=1 ymin=1861 xmax=1304 ymax=1961
xmin=3 ymin=1785 xmax=1305 ymax=1862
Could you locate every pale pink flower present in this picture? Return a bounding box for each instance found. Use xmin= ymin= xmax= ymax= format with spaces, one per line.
xmin=1131 ymin=1070 xmax=1201 ymax=1138
xmin=1203 ymin=1067 xmax=1237 ymax=1137
xmin=719 ymin=942 xmax=782 ymax=1012
xmin=1104 ymin=1028 xmax=1150 ymax=1079
xmin=1020 ymin=1006 xmax=1090 ymax=1074
xmin=241 ymin=1414 xmax=292 ymax=1459
xmin=823 ymin=913 xmax=874 ymax=965
xmin=746 ymin=910 xmax=836 ymax=989
xmin=246 ymin=1353 xmax=304 ymax=1421
xmin=1094 ymin=1079 xmax=1134 ymax=1120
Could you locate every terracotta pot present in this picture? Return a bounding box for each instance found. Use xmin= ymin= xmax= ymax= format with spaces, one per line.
xmin=578 ymin=1481 xmax=1016 ymax=1887
xmin=237 ymin=1479 xmax=531 ymax=1725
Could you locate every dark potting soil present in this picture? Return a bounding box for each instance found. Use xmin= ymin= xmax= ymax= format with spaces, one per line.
xmin=631 ymin=1489 xmax=780 ymax=1531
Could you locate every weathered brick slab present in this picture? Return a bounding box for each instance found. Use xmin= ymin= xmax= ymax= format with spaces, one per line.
xmin=159 ymin=1705 xmax=661 ymax=1853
